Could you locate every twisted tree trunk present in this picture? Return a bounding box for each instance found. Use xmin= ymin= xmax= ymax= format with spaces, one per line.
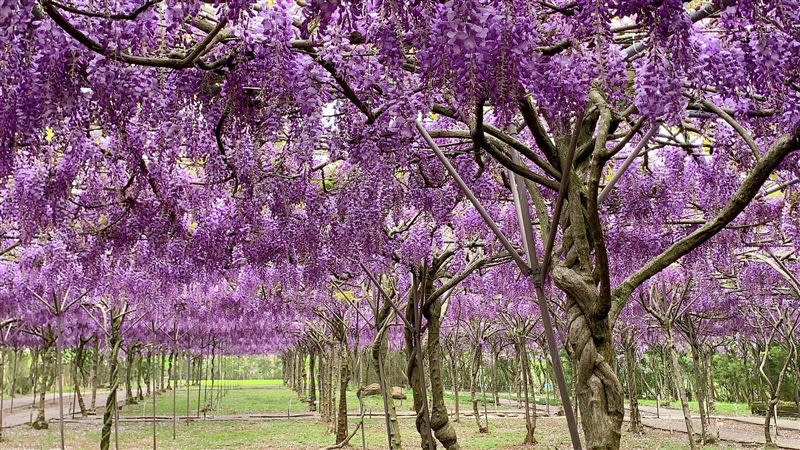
xmin=424 ymin=296 xmax=460 ymax=449
xmin=550 ymin=178 xmax=624 ymax=450
xmin=100 ymin=311 xmax=123 ymax=450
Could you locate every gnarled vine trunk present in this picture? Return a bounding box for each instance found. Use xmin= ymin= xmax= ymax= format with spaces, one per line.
xmin=549 ymin=154 xmax=624 ymax=449
xmin=424 ymin=295 xmax=460 ymax=449
xmin=100 ymin=310 xmax=123 ymax=450
xmin=469 ymin=344 xmax=488 ymax=434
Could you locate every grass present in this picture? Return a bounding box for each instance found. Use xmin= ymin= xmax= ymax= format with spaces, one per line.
xmin=3 ymin=383 xmax=747 ymax=448
xmin=120 ymin=384 xmax=302 ymax=416
xmin=636 ymin=399 xmax=751 ymax=416
xmin=0 ymin=412 xmax=741 ymax=449
xmin=121 ymin=382 xmax=569 ymax=419
xmin=17 ymin=383 xmax=727 ymax=449
xmin=199 ymin=378 xmax=284 ymax=387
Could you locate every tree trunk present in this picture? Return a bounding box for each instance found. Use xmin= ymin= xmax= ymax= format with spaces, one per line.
xmin=318 ymin=350 xmax=328 ymax=423
xmin=136 ymin=351 xmax=144 ymax=401
xmin=404 ymin=279 xmax=435 ymax=450
xmin=491 ymin=347 xmax=500 ymax=409
xmin=761 ymin=338 xmax=795 ymax=446
xmin=1 ymin=347 xmax=5 ymax=441
xmin=704 ymin=349 xmax=716 ymax=413
xmin=327 ymin=347 xmax=336 ymax=434
xmin=424 ymin=296 xmax=460 ymax=449
xmin=167 ymin=351 xmax=174 ymax=390
xmin=33 ymin=340 xmax=54 ymax=430
xmin=469 ymin=344 xmax=488 ymax=434
xmin=100 ymin=311 xmax=122 ymax=450
xmin=9 ymin=349 xmax=19 ymax=413
xmin=308 ymin=350 xmax=317 ymax=412
xmin=665 ymin=328 xmax=697 ymax=450
xmin=688 ymin=342 xmax=711 ymax=442
xmin=448 ymin=349 xmax=460 ymax=423
xmin=145 ymin=351 xmax=152 ymax=398
xmin=124 ymin=347 xmax=136 ymax=405
xmin=73 ymin=339 xmax=88 ymax=416
xmin=561 ymin=294 xmax=624 ymax=450
xmin=373 ymin=320 xmax=402 ymax=450
xmin=622 ymin=333 xmax=643 ymax=434
xmin=335 ymin=345 xmax=350 ymax=443
xmin=90 ymin=337 xmax=99 ymax=414
xmin=517 ymin=341 xmax=536 ymax=444
xmin=29 ymin=348 xmax=40 ymax=410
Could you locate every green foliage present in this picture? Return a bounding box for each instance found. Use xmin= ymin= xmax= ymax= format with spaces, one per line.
xmin=750 ymin=401 xmax=800 ymax=417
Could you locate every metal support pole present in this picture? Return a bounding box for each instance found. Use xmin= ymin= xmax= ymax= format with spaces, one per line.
xmin=416 ymin=118 xmax=583 ymax=449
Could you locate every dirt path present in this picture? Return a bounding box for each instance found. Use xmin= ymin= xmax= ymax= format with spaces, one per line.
xmin=1 ymin=389 xmax=129 ymax=429
xmin=490 ymin=393 xmax=800 ymax=448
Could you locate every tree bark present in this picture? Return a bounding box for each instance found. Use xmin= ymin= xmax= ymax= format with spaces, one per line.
xmin=124 ymin=347 xmax=136 ymax=405
xmin=621 ymin=331 xmax=643 ymax=434
xmin=517 ymin=340 xmax=537 ymax=444
xmin=308 ymin=350 xmax=317 ymax=412
xmin=448 ymin=349 xmax=460 ymax=423
xmin=73 ymin=339 xmax=88 ymax=416
xmin=424 ymin=296 xmax=460 ymax=449
xmin=373 ymin=317 xmax=402 ymax=450
xmin=688 ymin=341 xmax=711 ymax=442
xmin=665 ymin=328 xmax=697 ymax=450
xmin=335 ymin=345 xmax=350 ymax=444
xmin=90 ymin=337 xmax=99 ymax=414
xmin=404 ymin=276 xmax=435 ymax=450
xmin=33 ymin=337 xmax=55 ymax=430
xmin=100 ymin=311 xmax=122 ymax=450
xmin=469 ymin=344 xmax=488 ymax=433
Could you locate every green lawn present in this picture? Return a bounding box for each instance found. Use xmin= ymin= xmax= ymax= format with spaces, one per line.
xmin=121 ymin=384 xmax=304 ymax=416
xmin=199 ymin=378 xmax=284 ymax=387
xmin=0 ymin=412 xmax=738 ymax=449
xmin=636 ymin=398 xmax=751 ymax=416
xmin=121 ymin=382 xmax=562 ymax=419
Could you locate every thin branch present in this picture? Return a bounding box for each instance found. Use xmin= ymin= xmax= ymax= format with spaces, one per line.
xmin=699 ymin=98 xmax=761 ymax=160
xmin=598 ymin=122 xmax=658 ymax=203
xmin=611 ymin=121 xmax=800 ymax=322
xmin=49 ymin=0 xmax=160 ymax=20
xmin=44 ymin=1 xmax=228 ymax=69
